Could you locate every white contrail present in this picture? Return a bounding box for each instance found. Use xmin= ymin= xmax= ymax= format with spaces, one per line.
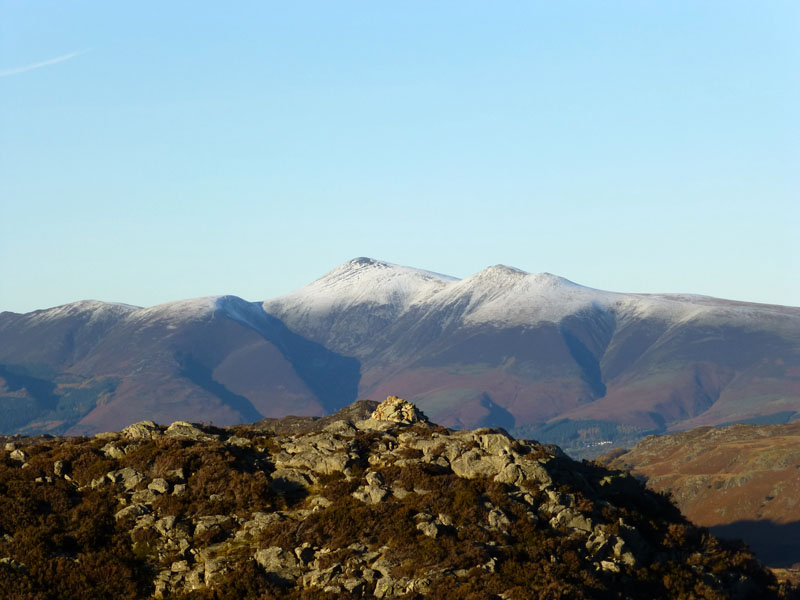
xmin=0 ymin=49 xmax=90 ymax=77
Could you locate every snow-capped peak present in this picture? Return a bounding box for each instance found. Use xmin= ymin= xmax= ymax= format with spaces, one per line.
xmin=420 ymin=266 xmax=614 ymax=326
xmin=264 ymin=257 xmax=458 ymax=318
xmin=328 ymin=257 xmax=457 ymax=285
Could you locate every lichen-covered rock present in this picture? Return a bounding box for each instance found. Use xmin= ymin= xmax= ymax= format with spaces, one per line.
xmin=121 ymin=420 xmax=162 ymax=440
xmin=416 ymin=521 xmax=439 ymax=538
xmin=114 ymin=503 xmax=150 ymax=521
xmin=101 ymin=442 xmax=126 ymax=459
xmin=193 ymin=515 xmax=234 ymax=539
xmin=352 ymin=483 xmax=389 ymax=504
xmin=165 ymin=421 xmax=219 ymax=441
xmin=130 ymin=489 xmax=158 ymax=504
xmin=225 ymin=435 xmax=251 ymax=447
xmin=148 ymin=478 xmax=171 ymax=494
xmin=255 ymin=546 xmax=301 ymax=582
xmin=107 ymin=467 xmax=143 ymax=490
xmin=487 ymin=507 xmax=511 ymax=531
xmin=450 ymin=448 xmax=511 ymax=479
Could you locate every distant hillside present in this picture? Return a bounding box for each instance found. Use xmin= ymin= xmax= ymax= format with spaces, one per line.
xmin=0 ymin=296 xmax=359 ymax=436
xmin=2 ymin=257 xmax=799 ymax=450
xmin=0 ymin=397 xmax=793 ymax=599
xmin=601 ymin=422 xmax=800 ymax=568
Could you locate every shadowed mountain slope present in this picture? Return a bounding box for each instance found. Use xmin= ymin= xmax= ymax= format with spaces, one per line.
xmin=0 ymin=296 xmax=358 ymax=435
xmin=265 ymin=258 xmax=800 ymax=452
xmin=2 ymin=257 xmax=799 ymax=448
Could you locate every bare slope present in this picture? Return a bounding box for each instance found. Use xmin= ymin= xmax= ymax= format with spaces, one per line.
xmin=602 ymin=422 xmax=800 ymax=567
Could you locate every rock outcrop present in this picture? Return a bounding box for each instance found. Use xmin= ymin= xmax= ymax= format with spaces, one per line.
xmin=0 ymin=398 xmax=793 ymax=600
xmin=369 ymin=396 xmax=428 ymax=424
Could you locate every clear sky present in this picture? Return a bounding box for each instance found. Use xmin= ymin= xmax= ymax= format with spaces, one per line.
xmin=1 ymin=1 xmax=798 ymax=313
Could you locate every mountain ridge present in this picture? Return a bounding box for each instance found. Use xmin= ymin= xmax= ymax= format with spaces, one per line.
xmin=2 ymin=257 xmax=799 ymax=448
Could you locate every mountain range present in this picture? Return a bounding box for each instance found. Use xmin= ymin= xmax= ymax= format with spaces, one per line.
xmin=2 ymin=257 xmax=799 ymax=450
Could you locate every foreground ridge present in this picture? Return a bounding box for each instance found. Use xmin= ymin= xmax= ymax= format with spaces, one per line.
xmin=0 ymin=397 xmax=794 ymax=599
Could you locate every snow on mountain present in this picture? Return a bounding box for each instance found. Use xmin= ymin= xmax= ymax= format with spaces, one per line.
xmin=126 ymin=297 xmax=221 ymax=325
xmin=264 ymin=258 xmax=800 ymax=343
xmin=263 ymin=257 xmax=457 ymax=324
xmin=8 ymin=258 xmax=796 ymax=357
xmin=425 ymin=266 xmax=620 ymax=327
xmin=4 ymin=300 xmax=140 ymax=328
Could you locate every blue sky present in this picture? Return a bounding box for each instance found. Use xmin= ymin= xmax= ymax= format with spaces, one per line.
xmin=1 ymin=1 xmax=798 ymax=313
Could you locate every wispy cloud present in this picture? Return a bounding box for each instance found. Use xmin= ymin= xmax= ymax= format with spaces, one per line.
xmin=0 ymin=49 xmax=91 ymax=77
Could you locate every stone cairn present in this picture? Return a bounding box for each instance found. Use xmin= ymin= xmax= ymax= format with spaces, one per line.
xmin=370 ymin=395 xmax=428 ymax=425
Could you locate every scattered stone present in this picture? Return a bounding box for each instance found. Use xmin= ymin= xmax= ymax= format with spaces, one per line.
xmin=488 ymin=507 xmax=511 ymax=531
xmin=365 ymin=471 xmax=384 ymax=486
xmin=193 ymin=515 xmax=233 ymax=539
xmin=302 ymin=563 xmax=342 ymax=589
xmin=225 ymin=435 xmax=251 ymax=447
xmin=107 ymin=467 xmax=144 ymax=490
xmin=203 ymin=557 xmax=231 ymax=586
xmin=114 ymin=504 xmax=150 ymax=521
xmin=352 ymin=484 xmax=388 ymax=504
xmin=255 ymin=546 xmax=301 ymax=582
xmin=101 ymin=443 xmax=126 ymax=459
xmin=131 ymin=489 xmax=158 ymax=504
xmin=416 ymin=521 xmax=439 ymax=538
xmin=148 ymin=478 xmax=171 ymax=494
xmin=550 ymin=508 xmax=593 ymax=533
xmin=167 ymin=468 xmax=185 ymax=482
xmin=154 ymin=516 xmax=177 ymax=536
xmin=0 ymin=557 xmax=26 ymax=571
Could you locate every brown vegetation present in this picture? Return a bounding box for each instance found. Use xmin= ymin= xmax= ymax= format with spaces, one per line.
xmin=0 ymin=410 xmax=797 ymax=599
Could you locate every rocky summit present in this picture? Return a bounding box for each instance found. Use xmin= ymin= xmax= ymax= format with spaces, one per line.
xmin=0 ymin=397 xmax=795 ymax=600
xmin=369 ymin=396 xmax=429 ymax=425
